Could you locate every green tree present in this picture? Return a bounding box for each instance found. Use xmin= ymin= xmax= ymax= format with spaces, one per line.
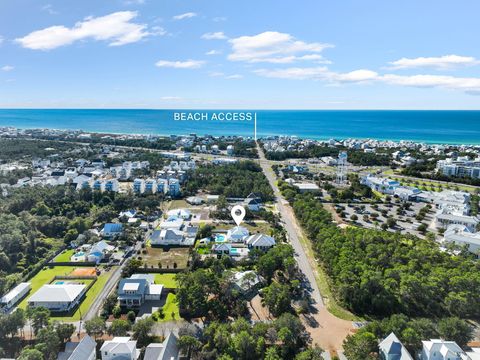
xmin=27 ymin=306 xmax=50 ymax=335
xmin=109 ymin=319 xmax=132 ymax=336
xmin=178 ymin=335 xmax=202 ymax=360
xmin=132 ymin=317 xmax=154 ymax=347
xmin=84 ymin=316 xmax=106 ymax=340
xmin=17 ymin=348 xmax=43 ymax=360
xmin=437 ymin=317 xmax=473 ymax=347
xmin=343 ymin=332 xmax=377 ymax=360
xmin=54 ymin=322 xmax=75 ymax=343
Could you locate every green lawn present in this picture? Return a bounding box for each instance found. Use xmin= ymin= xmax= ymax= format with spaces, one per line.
xmin=17 ymin=265 xmax=114 ymax=321
xmin=160 ymin=293 xmax=180 ymax=321
xmin=18 ymin=266 xmax=76 ymax=309
xmin=154 ymin=273 xmax=177 ymax=288
xmin=53 ymin=249 xmax=75 ymax=262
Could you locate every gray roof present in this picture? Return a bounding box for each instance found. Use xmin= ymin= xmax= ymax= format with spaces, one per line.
xmin=57 ymin=335 xmax=96 ymax=360
xmin=379 ymin=333 xmax=413 ymax=360
xmin=144 ymin=333 xmax=179 ymax=360
xmin=29 ymin=284 xmax=86 ymax=303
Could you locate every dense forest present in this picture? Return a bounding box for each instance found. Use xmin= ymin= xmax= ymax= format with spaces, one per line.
xmin=184 ymin=161 xmax=274 ymax=201
xmin=288 ymin=191 xmax=480 ymax=319
xmin=263 ymin=144 xmax=391 ymax=166
xmin=0 ymin=186 xmax=157 ymax=295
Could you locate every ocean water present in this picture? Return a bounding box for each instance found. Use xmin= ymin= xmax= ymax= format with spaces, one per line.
xmin=0 ymin=109 xmax=479 ymax=144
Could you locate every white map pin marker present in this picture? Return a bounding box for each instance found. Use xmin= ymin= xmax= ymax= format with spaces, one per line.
xmin=231 ymin=205 xmax=246 ymax=226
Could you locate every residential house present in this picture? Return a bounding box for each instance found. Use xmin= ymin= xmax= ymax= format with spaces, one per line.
xmin=101 ymin=337 xmax=139 ymax=360
xmin=421 ymin=339 xmax=468 ymax=360
xmin=379 ymin=332 xmax=413 ymax=360
xmin=133 ymin=179 xmax=145 ymax=194
xmin=0 ymin=282 xmax=31 ymax=311
xmin=245 ymin=234 xmax=276 ymax=250
xmin=102 ymin=223 xmax=123 ymax=238
xmin=117 ymin=274 xmax=163 ymax=308
xmin=232 ymin=271 xmax=261 ymax=294
xmin=226 ymin=226 xmax=250 ymax=243
xmin=144 ymin=332 xmax=179 ymax=360
xmin=57 ymin=335 xmax=96 ymax=360
xmin=28 ymin=284 xmax=87 ymax=312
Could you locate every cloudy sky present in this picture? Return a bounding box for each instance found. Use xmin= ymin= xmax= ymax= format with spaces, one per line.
xmin=1 ymin=0 xmax=479 ymax=109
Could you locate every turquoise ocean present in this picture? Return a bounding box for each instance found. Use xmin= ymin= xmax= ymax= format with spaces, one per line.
xmin=0 ymin=109 xmax=479 ymax=144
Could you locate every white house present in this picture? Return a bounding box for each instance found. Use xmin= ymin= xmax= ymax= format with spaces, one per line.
xmin=226 ymin=226 xmax=250 ymax=243
xmin=245 ymin=234 xmax=276 ymax=250
xmin=167 ymin=208 xmax=192 ymax=220
xmin=57 ymin=334 xmax=96 ymax=360
xmin=118 ymin=274 xmax=163 ymax=308
xmin=0 ymin=282 xmax=31 ymax=311
xmin=421 ymin=339 xmax=467 ymax=360
xmin=361 ymin=175 xmax=400 ymax=195
xmin=101 ymin=337 xmax=139 ymax=360
xmin=28 ymin=284 xmax=87 ymax=312
xmin=435 ymin=209 xmax=479 ymax=231
xmin=443 ymin=224 xmax=480 ymax=255
xmin=379 ymin=333 xmax=413 ymax=360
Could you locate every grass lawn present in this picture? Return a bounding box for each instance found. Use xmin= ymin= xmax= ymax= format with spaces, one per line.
xmin=18 ymin=266 xmax=76 ymax=309
xmin=160 ymin=293 xmax=180 ymax=321
xmin=154 ymin=273 xmax=177 ymax=288
xmin=17 ymin=265 xmax=114 ymax=321
xmin=54 ymin=249 xmax=75 ymax=262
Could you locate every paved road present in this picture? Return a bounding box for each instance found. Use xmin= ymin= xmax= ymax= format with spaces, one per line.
xmin=256 ymin=143 xmax=324 ymax=307
xmin=83 ymin=239 xmax=144 ymax=321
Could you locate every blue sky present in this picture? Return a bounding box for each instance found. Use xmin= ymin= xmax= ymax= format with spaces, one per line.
xmin=0 ymin=0 xmax=480 ymax=109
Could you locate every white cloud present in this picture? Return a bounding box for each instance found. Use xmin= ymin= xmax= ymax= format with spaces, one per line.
xmin=124 ymin=0 xmax=146 ymax=4
xmin=389 ymin=55 xmax=480 ymax=70
xmin=41 ymin=4 xmax=58 ymax=15
xmin=206 ymin=49 xmax=221 ymax=55
xmin=1 ymin=65 xmax=14 ymax=72
xmin=255 ymin=64 xmax=480 ymax=94
xmin=201 ymin=31 xmax=227 ymax=40
xmin=213 ymin=17 xmax=227 ymax=22
xmin=160 ymin=96 xmax=182 ymax=101
xmin=209 ymin=71 xmax=224 ymax=77
xmin=155 ymin=59 xmax=205 ymax=69
xmin=0 ymin=36 xmax=4 ymax=45
xmin=381 ymin=74 xmax=480 ymax=92
xmin=225 ymin=74 xmax=243 ymax=79
xmin=16 ymin=11 xmax=153 ymax=50
xmin=172 ymin=12 xmax=197 ymax=20
xmin=228 ymin=31 xmax=332 ymax=64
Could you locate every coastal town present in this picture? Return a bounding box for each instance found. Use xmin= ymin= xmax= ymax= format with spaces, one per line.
xmin=1 ymin=127 xmax=480 ymax=359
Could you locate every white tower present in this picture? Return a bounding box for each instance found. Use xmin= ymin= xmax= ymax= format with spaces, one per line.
xmin=336 ymin=151 xmax=348 ymax=185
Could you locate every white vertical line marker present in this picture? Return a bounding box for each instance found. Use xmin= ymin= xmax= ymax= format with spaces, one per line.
xmin=254 ymin=112 xmax=257 ymax=141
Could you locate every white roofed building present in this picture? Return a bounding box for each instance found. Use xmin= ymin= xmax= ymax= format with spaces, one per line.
xmin=28 ymin=284 xmax=87 ymax=312
xmin=101 ymin=337 xmax=139 ymax=360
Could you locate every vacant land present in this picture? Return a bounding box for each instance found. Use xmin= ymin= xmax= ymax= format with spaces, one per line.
xmin=214 ymin=220 xmax=272 ymax=235
xmin=153 ymin=273 xmax=177 ymax=288
xmin=141 ymin=247 xmax=190 ymax=270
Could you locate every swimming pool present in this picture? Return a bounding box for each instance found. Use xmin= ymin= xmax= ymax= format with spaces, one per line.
xmin=55 ymin=281 xmax=64 ymax=285
xmin=215 ymin=234 xmax=226 ymax=243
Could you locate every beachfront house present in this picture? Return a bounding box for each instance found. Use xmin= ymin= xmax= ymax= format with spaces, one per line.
xmin=420 ymin=339 xmax=467 ymax=360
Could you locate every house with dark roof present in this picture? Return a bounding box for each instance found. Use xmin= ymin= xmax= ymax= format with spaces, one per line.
xmin=101 ymin=223 xmax=123 ymax=238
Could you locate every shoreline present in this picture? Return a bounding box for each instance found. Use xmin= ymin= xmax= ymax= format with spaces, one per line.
xmin=2 ymin=124 xmax=480 ymax=147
